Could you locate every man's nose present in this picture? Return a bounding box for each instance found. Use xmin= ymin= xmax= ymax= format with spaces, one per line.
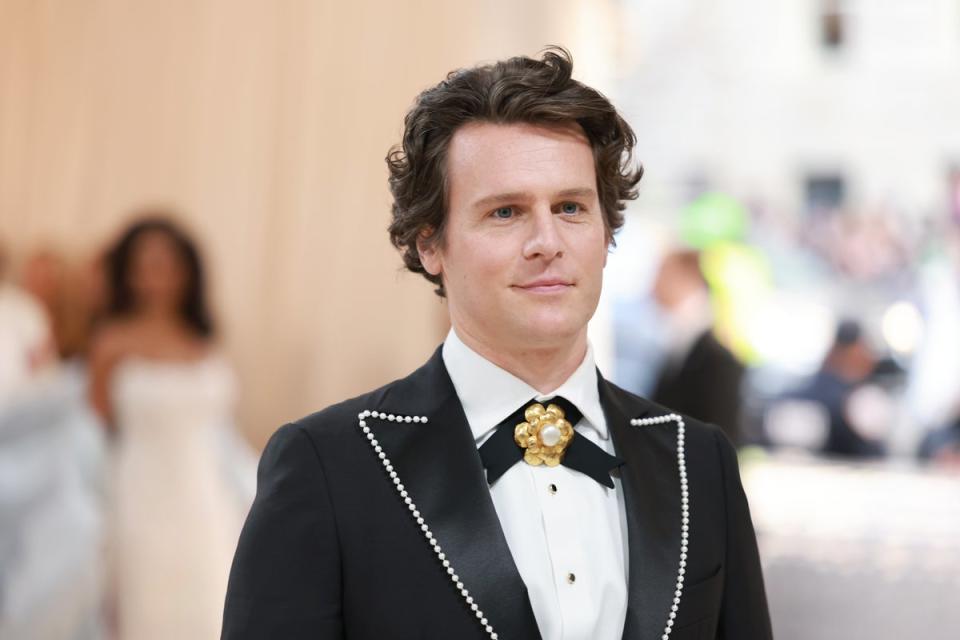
xmin=522 ymin=206 xmax=564 ymax=260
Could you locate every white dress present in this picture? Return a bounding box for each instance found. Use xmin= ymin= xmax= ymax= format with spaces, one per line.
xmin=109 ymin=353 xmax=252 ymax=640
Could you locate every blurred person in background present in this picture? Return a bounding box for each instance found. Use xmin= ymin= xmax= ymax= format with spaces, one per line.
xmin=0 ymin=244 xmax=57 ymax=402
xmin=919 ymin=418 xmax=960 ymax=469
xmin=0 ymin=243 xmax=106 ymax=640
xmin=650 ymin=248 xmax=745 ymax=445
xmin=789 ymin=319 xmax=885 ymax=458
xmin=20 ymin=248 xmax=105 ymax=361
xmin=88 ymin=214 xmax=253 ymax=640
xmin=20 ymin=249 xmax=68 ymax=357
xmin=918 ymin=396 xmax=960 ymax=469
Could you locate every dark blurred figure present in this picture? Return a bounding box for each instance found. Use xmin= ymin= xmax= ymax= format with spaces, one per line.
xmin=650 ymin=249 xmax=745 ymax=444
xmin=792 ymin=320 xmax=885 ymax=458
xmin=919 ymin=420 xmax=960 ymax=469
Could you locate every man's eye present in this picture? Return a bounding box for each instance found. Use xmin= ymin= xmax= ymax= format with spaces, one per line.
xmin=560 ymin=202 xmax=580 ymax=214
xmin=493 ymin=207 xmax=514 ymax=219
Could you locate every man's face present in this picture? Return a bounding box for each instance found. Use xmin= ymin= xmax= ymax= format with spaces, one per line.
xmin=419 ymin=121 xmax=609 ymax=354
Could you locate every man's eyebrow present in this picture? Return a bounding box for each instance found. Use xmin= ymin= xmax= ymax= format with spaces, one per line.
xmin=555 ymin=187 xmax=597 ymax=200
xmin=471 ymin=192 xmax=531 ymax=210
xmin=471 ymin=187 xmax=597 ymax=210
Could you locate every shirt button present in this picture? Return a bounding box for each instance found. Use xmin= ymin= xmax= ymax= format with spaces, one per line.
xmin=548 ymin=483 xmax=558 ymax=495
xmin=566 ymin=572 xmax=576 ymax=584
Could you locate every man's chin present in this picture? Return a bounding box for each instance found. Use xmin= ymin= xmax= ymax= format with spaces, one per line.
xmin=509 ymin=318 xmax=587 ymax=349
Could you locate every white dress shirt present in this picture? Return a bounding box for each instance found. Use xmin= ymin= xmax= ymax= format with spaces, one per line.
xmin=442 ymin=329 xmax=629 ymax=640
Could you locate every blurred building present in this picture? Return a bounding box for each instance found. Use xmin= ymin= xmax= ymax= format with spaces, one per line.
xmin=619 ymin=0 xmax=960 ymax=220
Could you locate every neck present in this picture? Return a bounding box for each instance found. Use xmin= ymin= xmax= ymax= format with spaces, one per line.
xmin=453 ymin=325 xmax=588 ymax=394
xmin=135 ymin=302 xmax=181 ymax=326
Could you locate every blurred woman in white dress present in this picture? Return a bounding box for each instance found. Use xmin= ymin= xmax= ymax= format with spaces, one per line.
xmin=88 ymin=215 xmax=253 ymax=640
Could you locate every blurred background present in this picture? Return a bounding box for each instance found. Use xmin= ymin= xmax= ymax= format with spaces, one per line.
xmin=1 ymin=0 xmax=959 ymax=639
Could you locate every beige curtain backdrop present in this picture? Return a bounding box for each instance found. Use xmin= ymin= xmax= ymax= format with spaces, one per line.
xmin=0 ymin=0 xmax=621 ymax=445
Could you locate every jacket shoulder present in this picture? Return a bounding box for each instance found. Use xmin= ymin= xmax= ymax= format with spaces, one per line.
xmin=604 ymin=378 xmax=730 ymax=451
xmin=285 ymin=346 xmax=446 ymax=443
xmin=288 ymin=380 xmax=393 ymax=441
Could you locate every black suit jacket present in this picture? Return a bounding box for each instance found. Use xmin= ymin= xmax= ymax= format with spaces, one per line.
xmin=222 ymin=347 xmax=772 ymax=640
xmin=652 ymin=330 xmax=745 ymax=446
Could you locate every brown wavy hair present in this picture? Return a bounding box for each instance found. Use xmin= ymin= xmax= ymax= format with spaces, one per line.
xmin=386 ymin=46 xmax=643 ymax=296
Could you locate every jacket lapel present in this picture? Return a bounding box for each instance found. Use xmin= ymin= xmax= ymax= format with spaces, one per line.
xmin=364 ymin=348 xmax=541 ymax=640
xmin=599 ymin=376 xmax=682 ymax=640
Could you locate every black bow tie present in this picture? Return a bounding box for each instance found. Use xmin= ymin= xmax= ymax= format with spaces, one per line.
xmin=477 ymin=396 xmax=625 ymax=488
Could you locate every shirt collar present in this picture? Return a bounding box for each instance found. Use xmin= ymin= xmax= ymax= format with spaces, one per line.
xmin=441 ymin=328 xmax=608 ymax=444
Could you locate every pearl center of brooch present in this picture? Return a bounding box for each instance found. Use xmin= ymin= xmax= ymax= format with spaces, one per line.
xmin=540 ymin=424 xmax=562 ymax=446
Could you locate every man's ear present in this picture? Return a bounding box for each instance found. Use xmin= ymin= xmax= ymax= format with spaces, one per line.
xmin=417 ymin=227 xmax=442 ymax=276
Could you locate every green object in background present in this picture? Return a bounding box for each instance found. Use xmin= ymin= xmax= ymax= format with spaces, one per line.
xmin=679 ymin=192 xmax=771 ymax=365
xmin=681 ymin=192 xmax=748 ymax=248
xmin=701 ymin=241 xmax=771 ymax=366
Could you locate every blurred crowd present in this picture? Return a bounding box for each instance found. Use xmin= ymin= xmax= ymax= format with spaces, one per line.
xmin=612 ymin=190 xmax=960 ymax=470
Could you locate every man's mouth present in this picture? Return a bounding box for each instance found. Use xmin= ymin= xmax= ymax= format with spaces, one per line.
xmin=513 ymin=279 xmax=573 ymax=293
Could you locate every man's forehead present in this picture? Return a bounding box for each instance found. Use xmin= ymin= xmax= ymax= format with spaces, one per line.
xmin=449 ymin=120 xmax=590 ymax=155
xmin=446 ymin=121 xmax=596 ymax=201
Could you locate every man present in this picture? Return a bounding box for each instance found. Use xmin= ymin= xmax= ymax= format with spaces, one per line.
xmin=791 ymin=319 xmax=885 ymax=458
xmin=650 ymin=249 xmax=745 ymax=445
xmin=222 ymin=48 xmax=772 ymax=640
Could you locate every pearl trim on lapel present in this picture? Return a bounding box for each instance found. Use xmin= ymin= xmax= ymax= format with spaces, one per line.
xmin=631 ymin=413 xmax=688 ymax=640
xmin=359 ymin=407 xmax=688 ymax=640
xmin=358 ymin=410 xmax=500 ymax=640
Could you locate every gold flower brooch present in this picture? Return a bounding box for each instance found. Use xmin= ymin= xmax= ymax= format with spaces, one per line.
xmin=514 ymin=402 xmax=574 ymax=466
